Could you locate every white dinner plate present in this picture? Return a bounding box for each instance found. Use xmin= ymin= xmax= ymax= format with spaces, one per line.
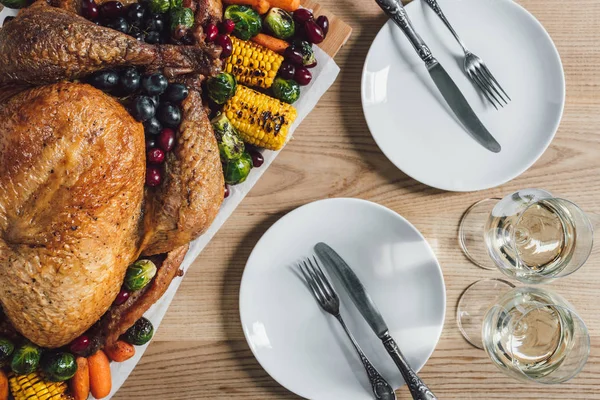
xmin=239 ymin=198 xmax=446 ymax=399
xmin=362 ymin=0 xmax=565 ymax=191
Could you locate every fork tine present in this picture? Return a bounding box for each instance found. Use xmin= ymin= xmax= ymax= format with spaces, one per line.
xmin=481 ymin=64 xmax=511 ymax=102
xmin=472 ymin=69 xmax=504 ymax=108
xmin=304 ymin=259 xmax=328 ymax=302
xmin=299 ymin=261 xmax=323 ymax=303
xmin=476 ymin=65 xmax=508 ymax=105
xmin=468 ymin=70 xmax=499 ymax=110
xmin=310 ymin=256 xmax=337 ymax=301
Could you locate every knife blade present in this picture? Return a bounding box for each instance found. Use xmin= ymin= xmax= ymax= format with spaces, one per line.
xmin=374 ymin=0 xmax=501 ymax=153
xmin=314 ymin=242 xmax=438 ymax=400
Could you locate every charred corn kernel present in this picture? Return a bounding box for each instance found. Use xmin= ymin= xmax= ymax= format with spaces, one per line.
xmin=225 ymin=36 xmax=284 ymax=89
xmin=223 ymin=85 xmax=297 ymax=150
xmin=9 ymin=372 xmax=70 ymax=400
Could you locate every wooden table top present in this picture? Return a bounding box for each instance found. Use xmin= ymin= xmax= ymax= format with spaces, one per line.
xmin=116 ymin=0 xmax=600 ymax=398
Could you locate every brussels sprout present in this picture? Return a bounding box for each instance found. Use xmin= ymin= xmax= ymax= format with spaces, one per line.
xmin=149 ymin=0 xmax=179 ymax=13
xmin=206 ymin=72 xmax=237 ymax=105
xmin=263 ymin=8 xmax=295 ymax=40
xmin=11 ymin=342 xmax=41 ymax=375
xmin=169 ymin=7 xmax=194 ymax=31
xmin=0 ymin=0 xmax=28 ymax=9
xmin=223 ymin=152 xmax=253 ymax=185
xmin=271 ymin=77 xmax=300 ymax=104
xmin=211 ymin=114 xmax=245 ymax=160
xmin=224 ymin=5 xmax=262 ymax=40
xmin=0 ymin=337 xmax=14 ymax=365
xmin=291 ymin=40 xmax=316 ymax=67
xmin=125 ymin=317 xmax=154 ymax=345
xmin=125 ymin=259 xmax=157 ymax=291
xmin=41 ymin=352 xmax=77 ymax=382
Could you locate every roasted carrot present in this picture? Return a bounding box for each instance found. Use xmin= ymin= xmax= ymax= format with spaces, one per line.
xmin=251 ymin=33 xmax=289 ymax=54
xmin=268 ymin=0 xmax=300 ymax=12
xmin=70 ymin=357 xmax=90 ymax=400
xmin=104 ymin=341 xmax=136 ymax=362
xmin=88 ymin=350 xmax=112 ymax=399
xmin=0 ymin=370 xmax=7 ymax=400
xmin=223 ymin=0 xmax=270 ymax=14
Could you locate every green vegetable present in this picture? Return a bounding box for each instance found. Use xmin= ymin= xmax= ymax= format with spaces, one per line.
xmin=11 ymin=342 xmax=41 ymax=375
xmin=0 ymin=337 xmax=14 ymax=365
xmin=271 ymin=77 xmax=300 ymax=104
xmin=149 ymin=0 xmax=180 ymax=13
xmin=125 ymin=259 xmax=157 ymax=291
xmin=211 ymin=114 xmax=245 ymax=160
xmin=0 ymin=0 xmax=29 ymax=9
xmin=223 ymin=152 xmax=253 ymax=185
xmin=224 ymin=5 xmax=262 ymax=40
xmin=206 ymin=72 xmax=237 ymax=105
xmin=292 ymin=40 xmax=316 ymax=67
xmin=263 ymin=8 xmax=295 ymax=39
xmin=41 ymin=352 xmax=77 ymax=382
xmin=169 ymin=7 xmax=194 ymax=31
xmin=125 ymin=317 xmax=154 ymax=346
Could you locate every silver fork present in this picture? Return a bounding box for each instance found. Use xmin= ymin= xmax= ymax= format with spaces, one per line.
xmin=424 ymin=0 xmax=511 ymax=109
xmin=299 ymin=257 xmax=397 ymax=400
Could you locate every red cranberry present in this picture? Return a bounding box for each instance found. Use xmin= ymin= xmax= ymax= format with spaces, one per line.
xmin=220 ymin=19 xmax=235 ymax=34
xmin=293 ymin=8 xmax=314 ymax=24
xmin=304 ymin=20 xmax=325 ymax=44
xmin=69 ymin=335 xmax=90 ymax=354
xmin=158 ymin=128 xmax=175 ymax=152
xmin=114 ymin=288 xmax=130 ymax=305
xmin=147 ymin=148 xmax=165 ymax=164
xmin=205 ymin=24 xmax=219 ymax=42
xmin=146 ymin=166 xmax=162 ymax=186
xmin=279 ymin=61 xmax=296 ymax=80
xmin=294 ymin=66 xmax=312 ymax=86
xmin=224 ymin=185 xmax=230 ymax=199
xmin=82 ymin=0 xmax=99 ymax=20
xmin=316 ymin=15 xmax=329 ymax=36
xmin=249 ymin=149 xmax=264 ymax=168
xmin=215 ymin=34 xmax=233 ymax=58
xmin=99 ymin=1 xmax=124 ymax=19
xmin=284 ymin=47 xmax=304 ymax=66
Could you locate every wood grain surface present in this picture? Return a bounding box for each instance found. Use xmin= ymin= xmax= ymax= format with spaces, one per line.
xmin=115 ymin=0 xmax=600 ymax=398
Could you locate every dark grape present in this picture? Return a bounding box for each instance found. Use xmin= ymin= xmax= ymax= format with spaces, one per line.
xmin=100 ymin=1 xmax=124 ymax=19
xmin=294 ymin=66 xmax=312 ymax=86
xmin=304 ymin=20 xmax=324 ymax=44
xmin=142 ymin=73 xmax=168 ymax=96
xmin=278 ymin=61 xmax=296 ymax=80
xmin=284 ymin=47 xmax=304 ymax=66
xmin=131 ymin=96 xmax=156 ymax=122
xmin=81 ymin=0 xmax=99 ymax=20
xmin=293 ymin=8 xmax=313 ymax=24
xmin=156 ymin=102 xmax=181 ymax=128
xmin=146 ymin=166 xmax=162 ymax=186
xmin=126 ymin=3 xmax=146 ymax=27
xmin=106 ymin=17 xmax=129 ymax=34
xmin=162 ymin=83 xmax=189 ymax=103
xmin=143 ymin=117 xmax=162 ymax=135
xmin=144 ymin=13 xmax=164 ymax=32
xmin=87 ymin=70 xmax=119 ymax=91
xmin=316 ymin=15 xmax=329 ymax=36
xmin=214 ymin=34 xmax=233 ymax=59
xmin=118 ymin=67 xmax=141 ymax=96
xmin=158 ymin=128 xmax=175 ymax=152
xmin=145 ymin=31 xmax=161 ymax=44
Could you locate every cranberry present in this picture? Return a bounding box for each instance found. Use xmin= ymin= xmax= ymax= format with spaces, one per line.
xmin=279 ymin=61 xmax=296 ymax=80
xmin=316 ymin=15 xmax=329 ymax=36
xmin=100 ymin=1 xmax=124 ymax=19
xmin=69 ymin=335 xmax=90 ymax=354
xmin=304 ymin=20 xmax=325 ymax=44
xmin=146 ymin=138 xmax=157 ymax=149
xmin=293 ymin=8 xmax=314 ymax=24
xmin=158 ymin=128 xmax=175 ymax=152
xmin=294 ymin=66 xmax=312 ymax=86
xmin=146 ymin=166 xmax=162 ymax=186
xmin=82 ymin=0 xmax=99 ymax=20
xmin=220 ymin=19 xmax=235 ymax=34
xmin=249 ymin=149 xmax=264 ymax=168
xmin=147 ymin=148 xmax=165 ymax=164
xmin=114 ymin=288 xmax=130 ymax=305
xmin=205 ymin=24 xmax=219 ymax=42
xmin=215 ymin=34 xmax=233 ymax=58
xmin=224 ymin=185 xmax=230 ymax=199
xmin=284 ymin=46 xmax=304 ymax=66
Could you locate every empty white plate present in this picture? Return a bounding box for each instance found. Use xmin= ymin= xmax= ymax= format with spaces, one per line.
xmin=362 ymin=0 xmax=565 ymax=191
xmin=239 ymin=198 xmax=445 ymax=399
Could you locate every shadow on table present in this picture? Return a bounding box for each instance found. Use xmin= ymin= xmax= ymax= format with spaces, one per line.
xmin=219 ymin=210 xmax=301 ymax=399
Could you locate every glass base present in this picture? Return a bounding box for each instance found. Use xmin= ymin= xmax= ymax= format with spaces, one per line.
xmin=458 ymin=198 xmax=500 ymax=270
xmin=457 ymin=278 xmax=515 ymax=349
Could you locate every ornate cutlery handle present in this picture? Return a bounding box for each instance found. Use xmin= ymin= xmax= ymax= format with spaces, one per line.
xmin=381 ymin=332 xmax=437 ymax=400
xmin=374 ymin=0 xmax=437 ymax=68
xmin=335 ymin=315 xmax=397 ymax=400
xmin=423 ymin=0 xmax=469 ymax=54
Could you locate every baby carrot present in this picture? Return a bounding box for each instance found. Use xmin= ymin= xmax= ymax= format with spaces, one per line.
xmin=88 ymin=350 xmax=112 ymax=399
xmin=0 ymin=370 xmax=8 ymax=400
xmin=251 ymin=33 xmax=289 ymax=54
xmin=69 ymin=357 xmax=90 ymax=400
xmin=104 ymin=341 xmax=136 ymax=363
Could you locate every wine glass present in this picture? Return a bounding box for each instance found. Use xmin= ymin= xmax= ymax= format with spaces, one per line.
xmin=457 ymin=282 xmax=590 ymax=384
xmin=459 ymin=188 xmax=597 ymax=284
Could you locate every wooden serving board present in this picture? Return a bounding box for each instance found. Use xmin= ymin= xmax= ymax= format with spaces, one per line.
xmin=302 ymin=0 xmax=352 ymax=58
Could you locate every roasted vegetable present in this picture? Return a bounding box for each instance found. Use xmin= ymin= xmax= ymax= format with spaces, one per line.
xmin=291 ymin=40 xmax=316 ymax=67
xmin=264 ymin=8 xmax=295 ymax=39
xmin=271 ymin=77 xmax=300 ymax=104
xmin=149 ymin=0 xmax=170 ymax=12
xmin=0 ymin=0 xmax=29 ymax=9
xmin=0 ymin=370 xmax=7 ymax=400
xmin=40 ymin=352 xmax=77 ymax=382
xmin=87 ymin=351 xmax=111 ymax=399
xmin=225 ymin=36 xmax=284 ymax=89
xmin=224 ymin=5 xmax=262 ymax=40
xmin=125 ymin=259 xmax=157 ymax=291
xmin=69 ymin=357 xmax=89 ymax=400
xmin=206 ymin=72 xmax=237 ymax=105
xmin=8 ymin=372 xmax=69 ymax=400
xmin=104 ymin=341 xmax=135 ymax=362
xmin=0 ymin=338 xmax=14 ymax=366
xmin=223 ymin=152 xmax=253 ymax=184
xmin=222 ymin=0 xmax=269 ymax=14
xmin=11 ymin=343 xmax=41 ymax=376
xmin=224 ymin=85 xmax=298 ymax=150
xmin=211 ymin=114 xmax=245 ymax=160
xmin=251 ymin=33 xmax=289 ymax=54
xmin=125 ymin=317 xmax=154 ymax=346
xmin=169 ymin=7 xmax=194 ymax=31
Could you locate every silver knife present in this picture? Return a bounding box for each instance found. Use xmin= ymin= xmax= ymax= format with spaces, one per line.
xmin=375 ymin=0 xmax=501 ymax=153
xmin=315 ymin=242 xmax=437 ymax=400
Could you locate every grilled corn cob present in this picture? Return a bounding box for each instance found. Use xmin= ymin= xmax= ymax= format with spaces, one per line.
xmin=223 ymin=85 xmax=297 ymax=150
xmin=9 ymin=372 xmax=71 ymax=400
xmin=225 ymin=36 xmax=284 ymax=89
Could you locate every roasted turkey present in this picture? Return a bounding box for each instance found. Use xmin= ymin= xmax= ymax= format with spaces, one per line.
xmin=0 ymin=1 xmax=224 ymax=348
